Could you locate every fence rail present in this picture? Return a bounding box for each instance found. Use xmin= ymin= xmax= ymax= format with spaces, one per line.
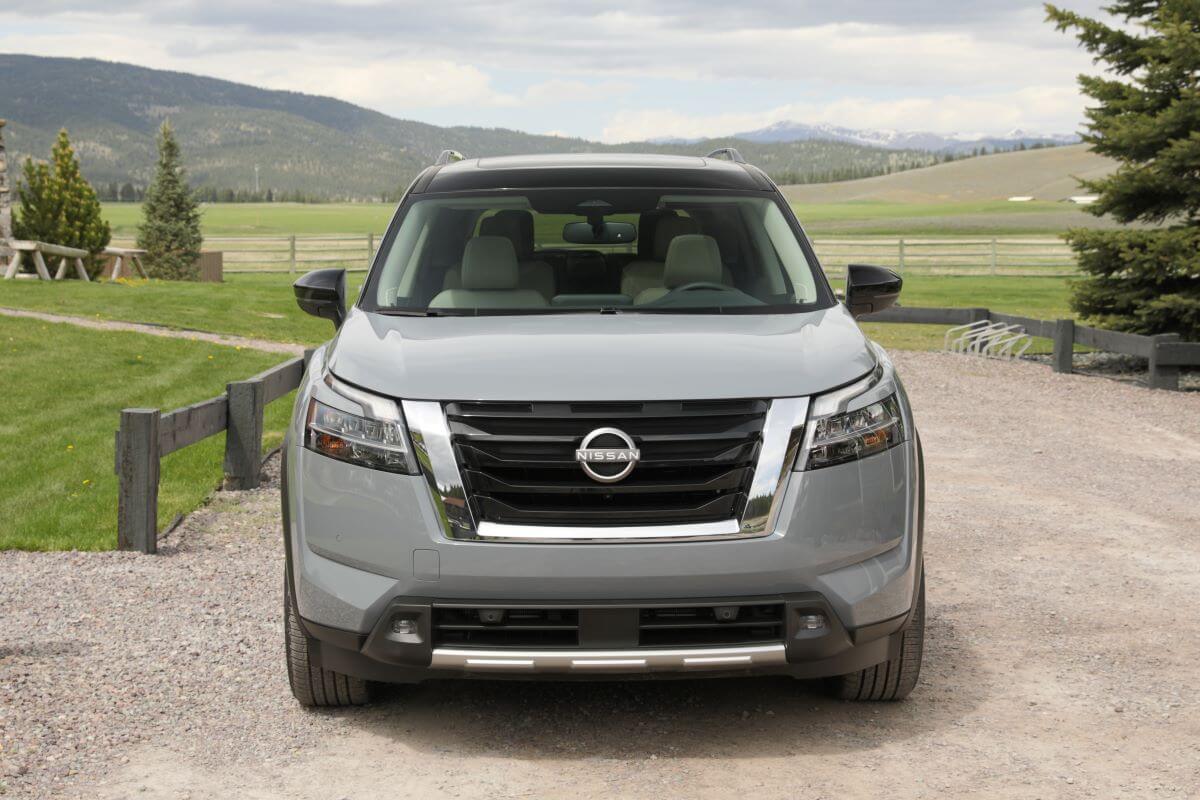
xmin=864 ymin=305 xmax=1197 ymax=389
xmin=115 ymin=352 xmax=310 ymax=553
xmin=109 ymin=234 xmax=1079 ymax=276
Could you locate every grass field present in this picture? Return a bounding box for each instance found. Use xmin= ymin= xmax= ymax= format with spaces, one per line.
xmin=100 ymin=198 xmax=1104 ymax=239
xmin=0 ymin=315 xmax=295 ymax=550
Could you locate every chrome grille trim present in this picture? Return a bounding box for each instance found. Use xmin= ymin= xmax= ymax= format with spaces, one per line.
xmin=406 ymin=397 xmax=807 ymax=543
xmin=430 ymin=643 xmax=787 ymax=673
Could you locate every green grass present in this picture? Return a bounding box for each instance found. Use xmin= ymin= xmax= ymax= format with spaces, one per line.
xmin=103 ymin=202 xmax=396 ymax=237
xmin=0 ymin=273 xmax=365 ymax=345
xmin=0 ymin=315 xmax=295 ymax=550
xmin=832 ymin=274 xmax=1074 ymax=352
xmin=101 ymin=199 xmax=1102 ymax=239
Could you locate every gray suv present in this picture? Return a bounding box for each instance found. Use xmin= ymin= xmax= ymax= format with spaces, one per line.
xmin=284 ymin=149 xmax=924 ymax=707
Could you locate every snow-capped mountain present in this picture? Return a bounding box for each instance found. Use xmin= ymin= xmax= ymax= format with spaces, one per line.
xmin=730 ymin=121 xmax=1079 ymax=154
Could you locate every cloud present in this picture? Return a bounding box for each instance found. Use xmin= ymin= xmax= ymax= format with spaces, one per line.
xmin=0 ymin=0 xmax=1107 ymax=139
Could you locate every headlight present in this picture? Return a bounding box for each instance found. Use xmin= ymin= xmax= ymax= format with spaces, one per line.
xmin=305 ymin=375 xmax=417 ymax=474
xmin=796 ymin=345 xmax=909 ymax=470
xmin=805 ymin=395 xmax=903 ymax=469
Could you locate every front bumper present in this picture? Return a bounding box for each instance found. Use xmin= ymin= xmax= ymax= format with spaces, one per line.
xmin=282 ymin=351 xmax=923 ymax=683
xmin=299 ymin=592 xmax=913 ymax=683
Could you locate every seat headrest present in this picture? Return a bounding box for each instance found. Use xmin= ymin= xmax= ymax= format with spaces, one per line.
xmin=479 ymin=210 xmax=535 ymax=260
xmin=653 ymin=215 xmax=700 ymax=261
xmin=664 ymin=235 xmax=723 ymax=288
xmin=462 ymin=236 xmax=519 ymax=290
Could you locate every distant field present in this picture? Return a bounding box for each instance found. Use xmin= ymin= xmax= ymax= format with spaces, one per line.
xmin=103 ymin=202 xmax=397 ymax=237
xmin=103 ymin=195 xmax=1105 ymax=239
xmin=0 ymin=315 xmax=293 ymax=550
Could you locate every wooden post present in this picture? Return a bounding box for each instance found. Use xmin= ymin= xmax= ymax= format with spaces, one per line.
xmin=32 ymin=249 xmax=51 ymax=280
xmin=1148 ymin=334 xmax=1181 ymax=390
xmin=898 ymin=239 xmax=906 ymax=272
xmin=1052 ymin=319 xmax=1075 ymax=374
xmin=289 ymin=235 xmax=297 ymax=275
xmin=367 ymin=233 xmax=375 ymax=268
xmin=990 ymin=239 xmax=998 ymax=275
xmin=224 ymin=379 xmax=265 ymax=490
xmin=117 ymin=408 xmax=161 ymax=553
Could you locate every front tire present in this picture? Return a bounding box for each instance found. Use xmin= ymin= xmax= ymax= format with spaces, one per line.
xmin=284 ymin=579 xmax=371 ymax=707
xmin=830 ymin=574 xmax=925 ymax=701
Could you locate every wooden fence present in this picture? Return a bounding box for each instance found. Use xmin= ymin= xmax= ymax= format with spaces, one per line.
xmin=115 ymin=351 xmax=311 ymax=553
xmin=813 ymin=237 xmax=1076 ymax=276
xmin=107 ymin=234 xmax=1079 ymax=276
xmin=864 ymin=306 xmax=1200 ymax=389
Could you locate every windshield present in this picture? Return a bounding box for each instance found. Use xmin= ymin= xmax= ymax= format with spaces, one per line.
xmin=361 ymin=188 xmax=832 ymax=315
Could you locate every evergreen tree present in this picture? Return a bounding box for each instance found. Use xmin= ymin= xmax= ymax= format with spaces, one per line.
xmin=1047 ymin=0 xmax=1200 ymax=338
xmin=137 ymin=121 xmax=202 ymax=280
xmin=12 ymin=129 xmax=112 ymax=277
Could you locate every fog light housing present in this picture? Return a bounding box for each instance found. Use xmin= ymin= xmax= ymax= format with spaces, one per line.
xmin=392 ymin=618 xmax=418 ymax=636
xmin=797 ymin=613 xmax=827 ymax=631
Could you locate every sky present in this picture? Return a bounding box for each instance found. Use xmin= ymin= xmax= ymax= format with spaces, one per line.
xmin=0 ymin=0 xmax=1109 ymax=143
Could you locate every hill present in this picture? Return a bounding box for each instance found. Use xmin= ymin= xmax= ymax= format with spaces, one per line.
xmin=781 ymin=144 xmax=1116 ymax=204
xmin=735 ymin=121 xmax=1078 ymax=155
xmin=0 ymin=55 xmax=939 ymax=199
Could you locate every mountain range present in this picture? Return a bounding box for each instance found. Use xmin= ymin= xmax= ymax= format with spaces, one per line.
xmin=731 ymin=121 xmax=1079 ymax=154
xmin=0 ymin=54 xmax=1060 ymax=199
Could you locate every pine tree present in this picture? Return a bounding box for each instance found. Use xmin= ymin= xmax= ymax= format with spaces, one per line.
xmin=13 ymin=129 xmax=112 ymax=277
xmin=137 ymin=121 xmax=202 ymax=280
xmin=1047 ymin=1 xmax=1200 ymax=339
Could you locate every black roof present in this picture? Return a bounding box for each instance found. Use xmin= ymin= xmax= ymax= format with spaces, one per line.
xmin=413 ymin=153 xmax=775 ymax=194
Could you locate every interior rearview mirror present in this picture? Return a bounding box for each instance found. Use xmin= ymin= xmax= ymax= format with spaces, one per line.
xmin=562 ymin=221 xmax=637 ymax=246
xmin=844 ymin=264 xmax=902 ymax=319
xmin=294 ymin=268 xmax=347 ymax=330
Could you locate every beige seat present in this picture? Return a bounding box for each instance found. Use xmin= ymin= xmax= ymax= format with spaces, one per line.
xmin=443 ymin=210 xmax=556 ymax=300
xmin=620 ymin=215 xmax=699 ymax=299
xmin=429 ymin=237 xmax=548 ymax=309
xmin=634 ymin=235 xmax=725 ymax=305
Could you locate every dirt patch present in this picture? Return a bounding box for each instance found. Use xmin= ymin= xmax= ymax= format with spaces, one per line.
xmin=1 ymin=352 xmax=1198 ymax=799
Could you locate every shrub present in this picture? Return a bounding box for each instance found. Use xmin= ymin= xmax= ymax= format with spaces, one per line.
xmin=12 ymin=129 xmax=111 ymax=277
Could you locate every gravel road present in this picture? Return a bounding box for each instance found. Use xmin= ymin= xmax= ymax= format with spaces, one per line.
xmin=2 ymin=352 xmax=1198 ymax=799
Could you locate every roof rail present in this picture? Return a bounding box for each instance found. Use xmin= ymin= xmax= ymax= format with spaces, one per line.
xmin=435 ymin=149 xmax=465 ymax=166
xmin=704 ymin=147 xmax=746 ymax=164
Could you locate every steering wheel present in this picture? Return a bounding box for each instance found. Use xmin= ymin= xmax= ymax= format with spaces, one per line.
xmin=665 ymin=282 xmax=728 ymax=295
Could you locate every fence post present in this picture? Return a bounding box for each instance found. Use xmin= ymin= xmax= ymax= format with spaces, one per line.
xmin=1052 ymin=319 xmax=1075 ymax=374
xmin=990 ymin=239 xmax=998 ymax=275
xmin=288 ymin=235 xmax=297 ymax=275
xmin=898 ymin=239 xmax=906 ymax=272
xmin=1148 ymin=334 xmax=1181 ymax=390
xmin=117 ymin=408 xmax=161 ymax=553
xmin=367 ymin=233 xmax=375 ymax=268
xmin=224 ymin=380 xmax=265 ymax=490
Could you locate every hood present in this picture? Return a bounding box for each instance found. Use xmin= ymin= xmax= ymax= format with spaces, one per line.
xmin=326 ymin=305 xmax=875 ymax=402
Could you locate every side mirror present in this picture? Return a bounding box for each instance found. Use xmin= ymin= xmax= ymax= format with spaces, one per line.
xmin=294 ymin=268 xmax=347 ymax=329
xmin=844 ymin=264 xmax=902 ymax=319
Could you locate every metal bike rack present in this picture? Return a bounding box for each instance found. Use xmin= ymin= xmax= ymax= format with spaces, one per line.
xmin=943 ymin=319 xmax=1032 ymax=360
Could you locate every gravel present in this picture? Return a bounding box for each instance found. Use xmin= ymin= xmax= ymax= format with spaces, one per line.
xmin=2 ymin=351 xmax=1199 ymax=799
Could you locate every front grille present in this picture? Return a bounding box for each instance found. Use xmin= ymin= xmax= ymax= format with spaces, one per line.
xmin=638 ymin=604 xmax=785 ymax=647
xmin=431 ymin=602 xmax=786 ymax=649
xmin=445 ymin=399 xmax=768 ymax=527
xmin=433 ymin=607 xmax=580 ymax=648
